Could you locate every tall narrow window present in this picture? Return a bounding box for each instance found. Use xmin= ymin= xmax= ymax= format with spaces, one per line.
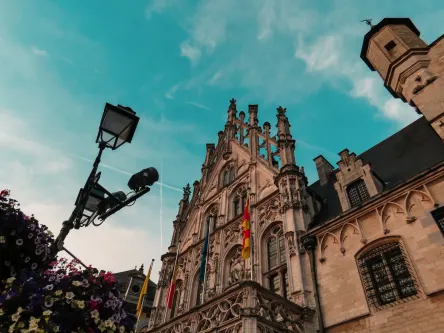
xmin=264 ymin=226 xmax=287 ymax=297
xmin=233 ymin=198 xmax=240 ymax=217
xmin=196 ymin=280 xmax=204 ymax=306
xmin=223 ymin=170 xmax=230 ymax=186
xmin=283 ymin=270 xmax=289 ymax=299
xmin=210 ymin=215 xmax=217 ymax=232
xmin=222 ymin=166 xmax=235 ymax=187
xmin=241 ymin=192 xmax=247 ymax=211
xmin=267 ymin=237 xmax=278 ymax=268
xmin=358 ymin=242 xmax=418 ymax=309
xmin=269 ymin=274 xmax=280 ymax=294
xmin=170 ymin=290 xmax=179 ymax=319
xmin=347 ymin=179 xmax=370 ymax=208
xmin=431 ymin=206 xmax=444 ymax=236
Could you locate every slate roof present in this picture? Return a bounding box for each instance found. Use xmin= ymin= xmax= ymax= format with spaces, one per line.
xmin=309 ymin=117 xmax=444 ymax=228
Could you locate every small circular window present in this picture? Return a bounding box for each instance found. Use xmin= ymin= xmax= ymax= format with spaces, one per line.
xmin=132 ymin=284 xmax=140 ymax=293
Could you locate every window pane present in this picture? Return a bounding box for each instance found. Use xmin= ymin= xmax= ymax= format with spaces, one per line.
xmin=233 ymin=199 xmax=239 ymax=217
xmin=196 ymin=280 xmax=203 ymax=306
xmin=170 ymin=290 xmax=179 ymax=319
xmin=269 ymin=275 xmax=280 ymax=294
xmin=385 ymin=248 xmax=417 ymax=298
xmin=279 ymin=234 xmax=286 ymax=264
xmin=223 ymin=171 xmax=228 ymax=186
xmin=283 ymin=271 xmax=289 ymax=299
xmin=347 ymin=179 xmax=370 ymax=208
xmin=431 ymin=206 xmax=444 ymax=236
xmin=267 ymin=237 xmax=278 ymax=269
xmin=358 ymin=242 xmax=417 ymax=308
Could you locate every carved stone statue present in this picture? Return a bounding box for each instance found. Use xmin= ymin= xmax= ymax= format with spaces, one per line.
xmin=228 ymin=254 xmax=245 ymax=285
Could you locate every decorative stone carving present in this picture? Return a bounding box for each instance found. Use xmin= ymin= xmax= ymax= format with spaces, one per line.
xmin=228 ymin=251 xmax=245 ymax=285
xmin=286 ymin=232 xmax=297 ymax=257
xmin=258 ymin=196 xmax=280 ymax=232
xmin=224 ymin=222 xmax=242 ymax=249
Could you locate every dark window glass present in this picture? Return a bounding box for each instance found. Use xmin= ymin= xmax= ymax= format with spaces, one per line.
xmin=279 ymin=234 xmax=286 ymax=263
xmin=358 ymin=242 xmax=417 ymax=308
xmin=223 ymin=170 xmax=230 ymax=186
xmin=267 ymin=237 xmax=278 ymax=269
xmin=283 ymin=270 xmax=289 ymax=299
xmin=170 ymin=290 xmax=179 ymax=319
xmin=131 ymin=284 xmax=140 ymax=293
xmin=431 ymin=206 xmax=444 ymax=236
xmin=269 ymin=274 xmax=280 ymax=294
xmin=196 ymin=280 xmax=204 ymax=306
xmin=384 ymin=40 xmax=397 ymax=52
xmin=347 ymin=179 xmax=370 ymax=208
xmin=210 ymin=215 xmax=217 ymax=232
xmin=233 ymin=199 xmax=240 ymax=217
xmin=241 ymin=193 xmax=247 ymax=211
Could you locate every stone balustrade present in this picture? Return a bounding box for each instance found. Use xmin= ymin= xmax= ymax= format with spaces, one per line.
xmin=147 ymin=281 xmax=316 ymax=333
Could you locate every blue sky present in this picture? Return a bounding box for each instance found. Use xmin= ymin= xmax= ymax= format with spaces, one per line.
xmin=0 ymin=0 xmax=443 ymax=281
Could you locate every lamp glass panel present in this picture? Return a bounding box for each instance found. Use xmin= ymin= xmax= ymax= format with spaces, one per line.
xmin=102 ymin=109 xmax=134 ymax=137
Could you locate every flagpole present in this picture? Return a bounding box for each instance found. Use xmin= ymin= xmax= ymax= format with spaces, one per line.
xmin=248 ymin=188 xmax=253 ymax=281
xmin=164 ymin=242 xmax=181 ymax=322
xmin=201 ymin=218 xmax=211 ymax=304
xmin=124 ymin=276 xmax=133 ymax=301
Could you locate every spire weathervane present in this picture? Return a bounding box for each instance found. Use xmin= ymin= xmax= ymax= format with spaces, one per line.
xmin=361 ymin=19 xmax=374 ymax=28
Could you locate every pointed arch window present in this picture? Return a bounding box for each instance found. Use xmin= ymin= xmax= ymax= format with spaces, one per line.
xmin=357 ymin=241 xmax=418 ymax=309
xmin=264 ymin=226 xmax=288 ymax=299
xmin=347 ymin=179 xmax=370 ymax=208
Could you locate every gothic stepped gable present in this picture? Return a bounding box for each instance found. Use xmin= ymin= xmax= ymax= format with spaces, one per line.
xmin=178 ymin=100 xmax=288 ymax=253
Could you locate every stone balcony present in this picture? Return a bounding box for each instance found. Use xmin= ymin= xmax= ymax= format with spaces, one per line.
xmin=146 ymin=281 xmax=316 ymax=333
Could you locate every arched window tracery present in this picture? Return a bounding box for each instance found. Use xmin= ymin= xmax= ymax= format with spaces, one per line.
xmin=263 ymin=225 xmax=288 ymax=299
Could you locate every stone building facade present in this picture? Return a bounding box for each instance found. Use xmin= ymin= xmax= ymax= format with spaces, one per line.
xmin=147 ymin=18 xmax=444 ymax=333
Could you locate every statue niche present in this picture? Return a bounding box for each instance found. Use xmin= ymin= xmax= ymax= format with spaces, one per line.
xmin=224 ymin=246 xmax=246 ymax=288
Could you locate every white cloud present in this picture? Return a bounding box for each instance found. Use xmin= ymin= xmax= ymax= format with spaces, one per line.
xmin=164 ymin=83 xmax=181 ymax=99
xmin=295 ymin=33 xmax=420 ymax=126
xmin=295 ymin=35 xmax=341 ymax=72
xmin=186 ymin=101 xmax=211 ymax=111
xmin=208 ymin=71 xmax=222 ymax=85
xmin=146 ymin=0 xmax=170 ymax=19
xmin=180 ymin=40 xmax=201 ymax=64
xmin=31 ymin=46 xmax=47 ymax=56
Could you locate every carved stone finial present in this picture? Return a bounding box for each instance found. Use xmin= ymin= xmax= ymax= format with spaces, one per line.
xmin=229 ymin=98 xmax=237 ymax=108
xmin=183 ymin=183 xmax=191 ymax=200
xmin=277 ymin=106 xmax=286 ymax=115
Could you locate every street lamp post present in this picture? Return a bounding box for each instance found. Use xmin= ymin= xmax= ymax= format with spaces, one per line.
xmin=52 ymin=103 xmax=158 ymax=255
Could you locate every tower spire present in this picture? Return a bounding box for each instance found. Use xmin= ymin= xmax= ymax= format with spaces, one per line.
xmin=276 ymin=106 xmax=296 ymax=167
xmin=227 ymin=98 xmax=237 ymax=123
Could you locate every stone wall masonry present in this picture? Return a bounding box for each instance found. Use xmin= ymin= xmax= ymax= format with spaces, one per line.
xmin=327 ymin=294 xmax=444 ymax=333
xmin=313 ymin=171 xmax=444 ymax=329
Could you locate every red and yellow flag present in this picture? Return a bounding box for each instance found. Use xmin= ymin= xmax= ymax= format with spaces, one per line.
xmin=241 ymin=197 xmax=251 ymax=259
xmin=166 ymin=264 xmax=179 ymax=309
